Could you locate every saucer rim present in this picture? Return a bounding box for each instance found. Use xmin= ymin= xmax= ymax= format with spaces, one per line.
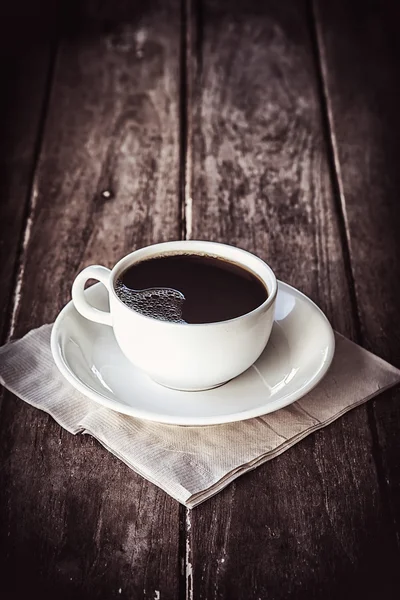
xmin=50 ymin=281 xmax=335 ymax=426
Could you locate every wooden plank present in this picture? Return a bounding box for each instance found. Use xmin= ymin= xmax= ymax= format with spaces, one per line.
xmin=186 ymin=0 xmax=400 ymax=597
xmin=314 ymin=0 xmax=400 ymax=554
xmin=0 ymin=0 xmax=56 ymax=337
xmin=0 ymin=1 xmax=182 ymax=597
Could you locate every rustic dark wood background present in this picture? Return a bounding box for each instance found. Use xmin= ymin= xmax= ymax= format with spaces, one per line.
xmin=1 ymin=0 xmax=400 ymax=598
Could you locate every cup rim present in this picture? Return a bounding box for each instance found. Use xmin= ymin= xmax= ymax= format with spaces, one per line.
xmin=108 ymin=240 xmax=278 ymax=327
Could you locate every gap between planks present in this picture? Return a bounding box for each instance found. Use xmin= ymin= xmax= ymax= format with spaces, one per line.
xmin=180 ymin=1 xmax=194 ymax=599
xmin=5 ymin=43 xmax=59 ymax=342
xmin=180 ymin=0 xmax=193 ymax=241
xmin=307 ymin=0 xmax=362 ymax=336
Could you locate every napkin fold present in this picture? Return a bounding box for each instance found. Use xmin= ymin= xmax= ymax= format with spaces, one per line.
xmin=0 ymin=324 xmax=399 ymax=507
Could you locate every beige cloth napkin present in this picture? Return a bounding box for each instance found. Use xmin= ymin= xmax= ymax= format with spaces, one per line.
xmin=0 ymin=324 xmax=399 ymax=507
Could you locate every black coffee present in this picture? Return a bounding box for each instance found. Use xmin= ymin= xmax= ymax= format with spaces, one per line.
xmin=115 ymin=253 xmax=268 ymax=324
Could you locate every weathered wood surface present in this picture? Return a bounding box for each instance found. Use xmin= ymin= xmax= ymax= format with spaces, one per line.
xmin=0 ymin=1 xmax=182 ymax=598
xmin=1 ymin=0 xmax=400 ymax=598
xmin=187 ymin=0 xmax=400 ymax=597
xmin=0 ymin=0 xmax=56 ymax=337
xmin=314 ymin=0 xmax=400 ymax=557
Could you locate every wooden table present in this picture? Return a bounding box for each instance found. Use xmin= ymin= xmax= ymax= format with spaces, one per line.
xmin=1 ymin=1 xmax=400 ymax=598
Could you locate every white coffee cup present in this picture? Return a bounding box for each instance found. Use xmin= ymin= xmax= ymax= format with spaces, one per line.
xmin=72 ymin=240 xmax=277 ymax=391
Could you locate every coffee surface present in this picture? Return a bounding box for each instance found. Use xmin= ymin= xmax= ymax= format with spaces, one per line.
xmin=115 ymin=253 xmax=268 ymax=324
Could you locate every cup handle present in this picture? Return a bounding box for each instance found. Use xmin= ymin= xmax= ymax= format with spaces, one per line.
xmin=72 ymin=265 xmax=113 ymax=327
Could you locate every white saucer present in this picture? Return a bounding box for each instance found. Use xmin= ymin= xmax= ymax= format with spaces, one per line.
xmin=51 ymin=282 xmax=335 ymax=426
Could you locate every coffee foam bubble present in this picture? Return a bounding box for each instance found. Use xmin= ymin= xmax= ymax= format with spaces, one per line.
xmin=115 ymin=280 xmax=186 ymax=323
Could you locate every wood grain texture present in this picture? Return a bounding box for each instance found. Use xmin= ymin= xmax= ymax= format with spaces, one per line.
xmin=0 ymin=1 xmax=182 ymax=598
xmin=314 ymin=0 xmax=400 ymax=557
xmin=0 ymin=0 xmax=56 ymax=337
xmin=187 ymin=0 xmax=400 ymax=597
